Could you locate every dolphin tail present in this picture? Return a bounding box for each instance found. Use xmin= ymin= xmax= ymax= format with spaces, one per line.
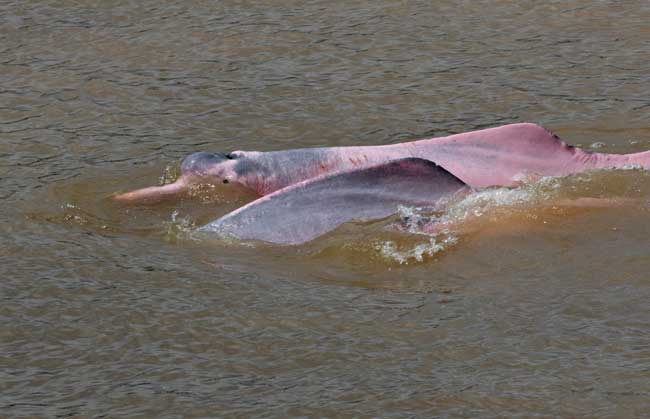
xmin=620 ymin=150 xmax=650 ymax=170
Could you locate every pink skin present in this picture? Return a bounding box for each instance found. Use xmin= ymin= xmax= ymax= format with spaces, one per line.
xmin=112 ymin=177 xmax=191 ymax=204
xmin=114 ymin=123 xmax=650 ymax=204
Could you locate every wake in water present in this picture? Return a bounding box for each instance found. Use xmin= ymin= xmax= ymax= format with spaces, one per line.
xmin=158 ymin=169 xmax=646 ymax=265
xmin=376 ymin=177 xmax=562 ymax=264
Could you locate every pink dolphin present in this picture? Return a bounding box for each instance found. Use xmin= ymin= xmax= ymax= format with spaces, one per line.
xmin=115 ymin=123 xmax=650 ymax=244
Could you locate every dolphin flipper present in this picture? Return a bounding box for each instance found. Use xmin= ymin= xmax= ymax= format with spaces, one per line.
xmin=199 ymin=158 xmax=468 ymax=245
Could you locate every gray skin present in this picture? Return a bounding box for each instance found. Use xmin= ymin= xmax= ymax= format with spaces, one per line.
xmin=198 ymin=158 xmax=468 ymax=244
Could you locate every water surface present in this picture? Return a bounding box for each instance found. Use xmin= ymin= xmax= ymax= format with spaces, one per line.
xmin=2 ymin=1 xmax=650 ymax=417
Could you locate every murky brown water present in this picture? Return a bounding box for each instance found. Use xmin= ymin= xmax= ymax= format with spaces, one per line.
xmin=2 ymin=1 xmax=650 ymax=417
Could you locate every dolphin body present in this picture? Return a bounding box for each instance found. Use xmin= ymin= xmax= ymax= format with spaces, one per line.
xmin=115 ymin=123 xmax=650 ymax=244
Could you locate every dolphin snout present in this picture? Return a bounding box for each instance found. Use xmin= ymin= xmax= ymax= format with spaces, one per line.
xmin=181 ymin=152 xmax=231 ymax=176
xmin=114 ymin=152 xmax=236 ymax=204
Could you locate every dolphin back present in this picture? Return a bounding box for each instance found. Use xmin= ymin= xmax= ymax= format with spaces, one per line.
xmin=199 ymin=158 xmax=468 ymax=245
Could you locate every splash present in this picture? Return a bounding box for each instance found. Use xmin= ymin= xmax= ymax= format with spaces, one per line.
xmin=377 ymin=235 xmax=458 ymax=264
xmin=620 ymin=164 xmax=644 ymax=171
xmin=188 ymin=183 xmax=222 ymax=203
xmin=376 ymin=178 xmax=561 ymax=264
xmin=159 ymin=164 xmax=180 ymax=185
xmin=397 ymin=204 xmax=438 ymax=234
xmin=163 ymin=209 xmax=195 ymax=242
xmin=440 ymin=177 xmax=560 ymax=224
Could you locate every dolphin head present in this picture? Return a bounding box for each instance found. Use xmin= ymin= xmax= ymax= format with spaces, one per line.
xmin=114 ymin=150 xmax=252 ymax=204
xmin=180 ymin=152 xmax=239 ymax=184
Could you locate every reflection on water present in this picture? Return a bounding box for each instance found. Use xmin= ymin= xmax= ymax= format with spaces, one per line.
xmin=2 ymin=0 xmax=650 ymax=417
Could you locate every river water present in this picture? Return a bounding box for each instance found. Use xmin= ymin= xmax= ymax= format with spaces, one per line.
xmin=2 ymin=1 xmax=650 ymax=417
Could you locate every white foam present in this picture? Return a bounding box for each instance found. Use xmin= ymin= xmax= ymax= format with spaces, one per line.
xmin=377 ymin=235 xmax=458 ymax=264
xmin=396 ymin=204 xmax=438 ymax=233
xmin=620 ymin=164 xmax=644 ymax=171
xmin=382 ymin=178 xmax=561 ymax=262
xmin=163 ymin=210 xmax=195 ymax=242
xmin=439 ymin=185 xmax=544 ymax=226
